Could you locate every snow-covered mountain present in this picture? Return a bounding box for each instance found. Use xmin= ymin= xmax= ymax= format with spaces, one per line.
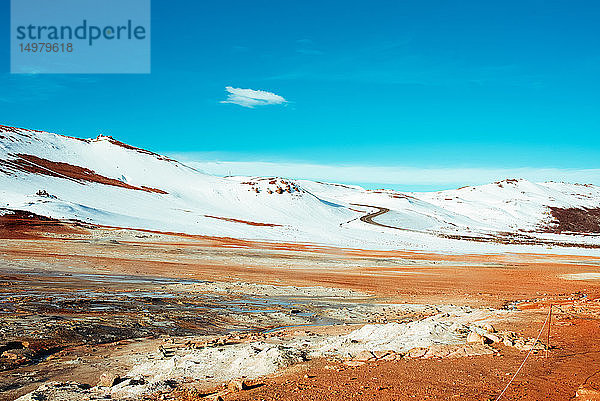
xmin=1 ymin=125 xmax=599 ymax=254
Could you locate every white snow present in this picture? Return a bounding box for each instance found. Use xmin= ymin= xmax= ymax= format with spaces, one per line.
xmin=1 ymin=126 xmax=599 ymax=255
xmin=560 ymin=272 xmax=600 ymax=280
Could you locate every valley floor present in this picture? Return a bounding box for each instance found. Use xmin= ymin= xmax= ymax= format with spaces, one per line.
xmin=1 ymin=215 xmax=600 ymax=400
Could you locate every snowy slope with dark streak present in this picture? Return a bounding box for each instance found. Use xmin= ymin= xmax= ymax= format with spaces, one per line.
xmin=0 ymin=125 xmax=355 ymax=244
xmin=1 ymin=125 xmax=599 ymax=254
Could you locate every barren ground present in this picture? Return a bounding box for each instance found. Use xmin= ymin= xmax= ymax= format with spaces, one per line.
xmin=1 ymin=215 xmax=599 ymax=400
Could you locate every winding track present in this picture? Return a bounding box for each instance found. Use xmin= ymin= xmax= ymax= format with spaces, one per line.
xmin=347 ymin=203 xmax=600 ymax=248
xmin=350 ymin=203 xmax=418 ymax=232
xmin=354 ymin=204 xmax=390 ymax=226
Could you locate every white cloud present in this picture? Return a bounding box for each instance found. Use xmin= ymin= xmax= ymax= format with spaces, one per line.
xmin=220 ymin=86 xmax=287 ymax=108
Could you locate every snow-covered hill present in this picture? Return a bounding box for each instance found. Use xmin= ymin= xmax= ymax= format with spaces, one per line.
xmin=1 ymin=125 xmax=599 ymax=254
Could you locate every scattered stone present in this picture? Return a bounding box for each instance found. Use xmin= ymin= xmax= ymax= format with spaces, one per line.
xmin=406 ymin=347 xmax=428 ymax=358
xmin=372 ymin=350 xmax=392 ymax=359
xmin=483 ymin=323 xmax=496 ymax=333
xmin=97 ymin=372 xmax=122 ymax=387
xmin=483 ymin=333 xmax=501 ymax=343
xmin=1 ymin=348 xmax=29 ymax=364
xmin=447 ymin=344 xmax=494 ymax=358
xmin=513 ymin=339 xmax=545 ymax=352
xmin=158 ymin=345 xmax=175 ymax=358
xmin=423 ymin=345 xmax=452 ymax=359
xmin=12 ymin=303 xmax=527 ymax=400
xmin=447 ymin=347 xmax=469 ymax=358
xmin=353 ymin=350 xmax=375 ymax=361
xmin=343 ymin=360 xmax=366 ymax=367
xmin=467 ymin=332 xmax=484 ymax=344
xmin=576 ymin=386 xmax=600 ymax=400
xmin=2 ymin=351 xmax=19 ymax=360
xmin=382 ymin=352 xmax=400 ymax=361
xmin=227 ymin=379 xmax=249 ymax=392
xmin=463 ymin=344 xmax=495 ymax=357
xmin=15 ymin=382 xmax=93 ymax=401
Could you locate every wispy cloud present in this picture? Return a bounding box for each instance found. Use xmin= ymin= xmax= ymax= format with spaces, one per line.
xmin=220 ymin=86 xmax=287 ymax=108
xmin=296 ymin=39 xmax=324 ymax=55
xmin=169 ymin=155 xmax=600 ymax=191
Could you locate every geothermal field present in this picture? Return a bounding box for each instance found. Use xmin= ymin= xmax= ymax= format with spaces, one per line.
xmin=1 ymin=125 xmax=600 ymax=400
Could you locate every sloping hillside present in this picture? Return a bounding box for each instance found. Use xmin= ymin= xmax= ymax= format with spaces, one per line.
xmin=1 ymin=125 xmax=599 ymax=254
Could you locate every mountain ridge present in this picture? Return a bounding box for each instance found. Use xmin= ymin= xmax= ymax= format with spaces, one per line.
xmin=1 ymin=124 xmax=599 ymax=254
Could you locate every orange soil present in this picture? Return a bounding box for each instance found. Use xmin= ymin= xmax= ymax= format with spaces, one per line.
xmin=0 ymin=210 xmax=88 ymax=239
xmin=2 ymin=217 xmax=600 ymax=308
xmin=223 ymin=316 xmax=600 ymax=400
xmin=2 ymin=217 xmax=600 ymax=400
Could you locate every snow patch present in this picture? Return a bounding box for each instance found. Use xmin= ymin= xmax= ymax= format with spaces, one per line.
xmin=561 ymin=272 xmax=600 ymax=280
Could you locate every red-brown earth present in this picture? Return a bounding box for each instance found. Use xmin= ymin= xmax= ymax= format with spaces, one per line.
xmin=0 ymin=213 xmax=599 ymax=400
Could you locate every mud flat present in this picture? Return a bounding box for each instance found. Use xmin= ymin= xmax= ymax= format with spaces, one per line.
xmin=1 ymin=220 xmax=600 ymax=400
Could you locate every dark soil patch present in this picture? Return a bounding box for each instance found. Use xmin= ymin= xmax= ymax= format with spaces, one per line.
xmin=0 ymin=210 xmax=87 ymax=239
xmin=547 ymin=207 xmax=600 ymax=233
xmin=0 ymin=153 xmax=167 ymax=194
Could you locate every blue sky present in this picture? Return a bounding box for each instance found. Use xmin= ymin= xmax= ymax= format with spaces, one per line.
xmin=2 ymin=1 xmax=600 ymax=190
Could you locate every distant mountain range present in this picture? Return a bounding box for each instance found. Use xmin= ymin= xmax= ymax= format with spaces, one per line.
xmin=1 ymin=125 xmax=599 ymax=254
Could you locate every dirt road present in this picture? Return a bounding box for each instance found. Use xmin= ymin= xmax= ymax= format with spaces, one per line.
xmin=352 ymin=203 xmax=418 ymax=232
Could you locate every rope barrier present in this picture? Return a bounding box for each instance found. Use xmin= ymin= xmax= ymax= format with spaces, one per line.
xmin=494 ymin=305 xmax=552 ymax=401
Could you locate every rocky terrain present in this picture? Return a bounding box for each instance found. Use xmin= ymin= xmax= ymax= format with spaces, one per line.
xmin=0 ymin=216 xmax=599 ymax=400
xmin=1 ymin=125 xmax=600 ymax=400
